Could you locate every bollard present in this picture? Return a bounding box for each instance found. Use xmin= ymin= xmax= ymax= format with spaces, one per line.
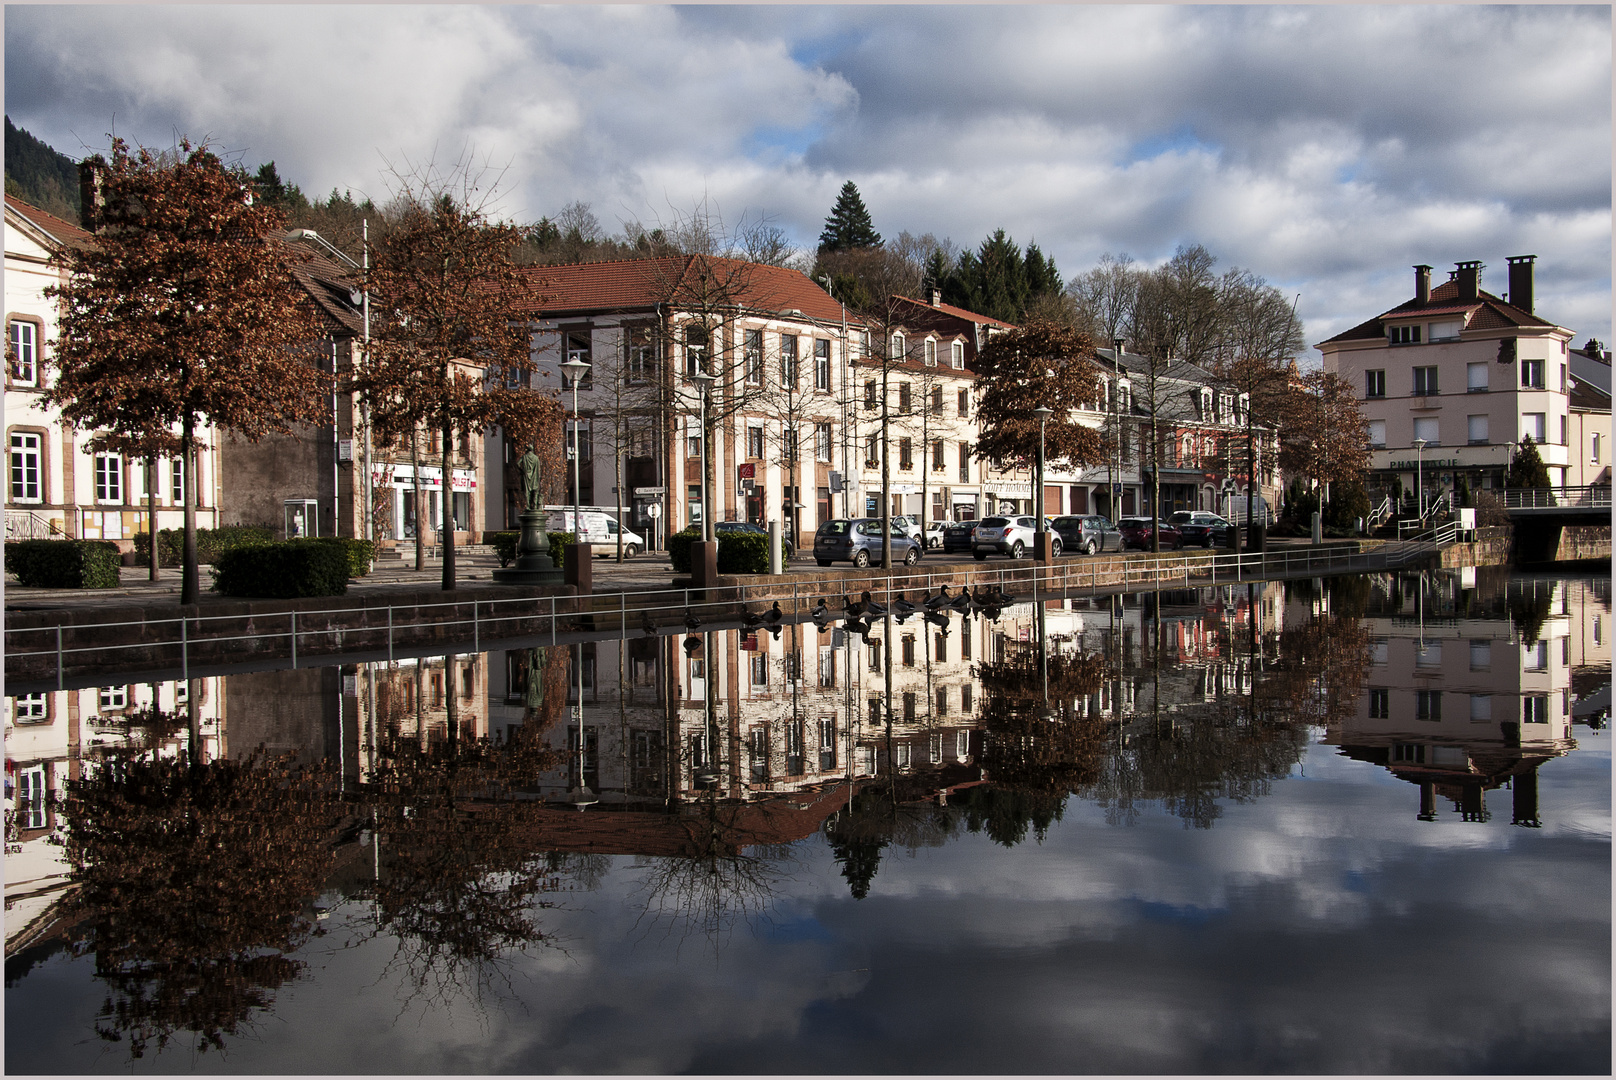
xmin=56 ymin=626 xmax=63 ymax=690
xmin=291 ymin=610 xmax=298 ymax=669
xmin=769 ymin=521 xmax=782 ymax=576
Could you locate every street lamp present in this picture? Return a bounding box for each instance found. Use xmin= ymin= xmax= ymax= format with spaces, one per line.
xmin=691 ymin=370 xmax=716 ymax=542
xmin=1413 ymin=437 xmax=1427 ymax=521
xmin=561 ymin=356 xmax=591 ymax=543
xmin=1034 ymin=405 xmax=1053 ymax=561
xmin=288 ymin=227 xmax=371 ymax=541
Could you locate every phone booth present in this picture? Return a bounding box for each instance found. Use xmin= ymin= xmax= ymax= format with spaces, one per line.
xmin=284 ymin=498 xmax=319 ymax=539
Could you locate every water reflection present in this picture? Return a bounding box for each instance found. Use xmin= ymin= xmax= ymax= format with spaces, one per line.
xmin=5 ymin=570 xmax=1607 ymax=1069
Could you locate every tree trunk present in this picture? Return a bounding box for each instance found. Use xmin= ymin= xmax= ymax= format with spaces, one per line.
xmin=180 ymin=418 xmax=199 ymax=605
xmin=441 ymin=417 xmax=456 ymax=590
xmin=412 ymin=432 xmax=424 ymax=571
xmin=146 ymin=455 xmax=160 ymax=581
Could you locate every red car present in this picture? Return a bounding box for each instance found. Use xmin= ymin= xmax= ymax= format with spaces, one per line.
xmin=1117 ymin=516 xmax=1184 ymax=550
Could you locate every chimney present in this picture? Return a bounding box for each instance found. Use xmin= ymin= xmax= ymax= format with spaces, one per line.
xmin=78 ymin=159 xmax=104 ymax=233
xmin=1455 ymin=260 xmax=1483 ymax=301
xmin=1507 ymin=255 xmax=1536 ymax=314
xmin=1414 ymin=264 xmax=1431 ymax=305
xmin=930 ymin=288 xmax=942 ymax=307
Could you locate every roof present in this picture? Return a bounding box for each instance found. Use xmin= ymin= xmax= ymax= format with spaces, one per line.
xmin=514 ymin=255 xmax=857 ymax=327
xmin=890 ymin=293 xmax=1015 ymax=331
xmin=4 ymin=194 xmax=95 ymax=252
xmin=1318 ymin=276 xmax=1559 ymax=347
xmin=1569 ymin=373 xmax=1611 ymax=413
xmin=286 ymin=247 xmax=365 ymax=336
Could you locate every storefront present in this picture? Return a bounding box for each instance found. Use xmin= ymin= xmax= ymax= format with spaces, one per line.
xmin=374 ymin=463 xmax=478 ymax=542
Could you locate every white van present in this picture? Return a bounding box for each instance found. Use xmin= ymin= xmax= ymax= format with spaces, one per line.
xmin=546 ymin=509 xmax=646 ymax=557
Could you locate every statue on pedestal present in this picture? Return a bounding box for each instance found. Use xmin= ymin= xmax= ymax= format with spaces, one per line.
xmin=518 ymin=448 xmax=543 ymax=511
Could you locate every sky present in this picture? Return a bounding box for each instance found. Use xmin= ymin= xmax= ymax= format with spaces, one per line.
xmin=5 ymin=5 xmax=1611 ymax=360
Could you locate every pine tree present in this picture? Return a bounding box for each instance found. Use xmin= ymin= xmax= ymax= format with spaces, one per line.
xmin=817 ymin=181 xmax=882 ymax=252
xmin=1506 ymin=435 xmax=1552 ymax=488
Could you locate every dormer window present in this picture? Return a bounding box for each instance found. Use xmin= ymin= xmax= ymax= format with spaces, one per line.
xmin=950 ymin=341 xmax=965 ymax=369
xmin=1429 ymin=320 xmax=1462 ymax=342
xmin=924 ymin=338 xmax=937 ymax=366
xmin=1389 ymin=325 xmax=1421 ymax=345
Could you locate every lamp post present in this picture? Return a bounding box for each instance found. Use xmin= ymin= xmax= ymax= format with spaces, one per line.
xmin=561 ymin=356 xmax=591 ymax=541
xmin=1034 ymin=405 xmax=1053 ymax=563
xmin=1413 ymin=437 xmax=1427 ymax=521
xmin=691 ymin=370 xmax=716 ymax=542
xmin=288 ymin=226 xmax=371 ymax=541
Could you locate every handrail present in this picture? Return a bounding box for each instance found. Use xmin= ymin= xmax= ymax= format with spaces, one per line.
xmin=5 ymin=510 xmax=66 ymax=541
xmin=1498 ymin=485 xmax=1613 ymax=509
xmin=1366 ymin=496 xmax=1392 ymax=531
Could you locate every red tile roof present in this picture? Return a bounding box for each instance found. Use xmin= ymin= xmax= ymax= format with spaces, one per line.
xmin=5 ymin=194 xmax=95 ymax=250
xmin=891 ymin=293 xmax=1015 ymax=330
xmin=1320 ymin=276 xmax=1558 ymax=345
xmin=516 ymin=255 xmax=857 ymax=327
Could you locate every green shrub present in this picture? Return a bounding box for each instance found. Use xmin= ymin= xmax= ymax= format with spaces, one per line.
xmin=211 ymin=540 xmax=350 ymax=598
xmin=308 ymin=536 xmax=375 ymax=577
xmin=668 ymin=527 xmax=701 ymax=574
xmin=548 ymin=532 xmax=574 ymax=570
xmin=489 ymin=531 xmax=520 ymax=567
xmin=133 ymin=524 xmax=274 ymax=567
xmin=717 ymin=532 xmax=773 ymax=574
xmin=6 ymin=539 xmax=122 ymax=588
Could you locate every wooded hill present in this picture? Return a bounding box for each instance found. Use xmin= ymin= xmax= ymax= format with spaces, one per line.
xmin=5 ymin=116 xmax=80 ymax=220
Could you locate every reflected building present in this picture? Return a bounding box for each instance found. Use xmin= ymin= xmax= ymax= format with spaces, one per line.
xmin=1325 ymin=570 xmax=1608 ymax=824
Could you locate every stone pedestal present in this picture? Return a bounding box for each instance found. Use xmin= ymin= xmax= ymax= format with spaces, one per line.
xmin=1034 ymin=531 xmax=1057 ymax=563
xmin=565 ymin=543 xmax=593 ymax=593
xmin=690 ymin=540 xmax=719 ymax=587
xmin=491 ymin=509 xmax=564 ymax=585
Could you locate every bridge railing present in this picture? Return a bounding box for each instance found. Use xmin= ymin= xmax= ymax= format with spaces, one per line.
xmin=1499 ymin=485 xmax=1612 ymax=510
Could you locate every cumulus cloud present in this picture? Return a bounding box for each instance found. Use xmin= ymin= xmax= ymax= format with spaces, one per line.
xmin=4 ymin=4 xmax=1609 ymax=351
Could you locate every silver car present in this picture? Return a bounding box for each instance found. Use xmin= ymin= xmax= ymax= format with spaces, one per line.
xmin=971 ymin=515 xmax=1060 ymax=559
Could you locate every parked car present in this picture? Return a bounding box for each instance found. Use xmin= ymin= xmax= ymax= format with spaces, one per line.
xmin=1226 ymin=495 xmax=1275 ymax=527
xmin=547 ymin=510 xmax=646 ymax=557
xmin=1051 ymin=515 xmax=1123 ymax=555
xmin=1118 ymin=517 xmax=1184 ymax=550
xmin=1168 ymin=510 xmax=1231 ymax=548
xmin=943 ymin=521 xmax=977 ymax=554
xmin=891 ymin=515 xmax=925 ymax=547
xmin=814 ymin=518 xmax=923 ymax=568
xmin=923 ymin=521 xmax=946 ymax=549
xmin=971 ymin=515 xmax=1060 ymax=559
xmin=714 ymin=519 xmax=793 ymax=560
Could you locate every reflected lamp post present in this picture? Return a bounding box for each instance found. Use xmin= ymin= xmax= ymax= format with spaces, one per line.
xmin=561 ymin=355 xmax=591 ymax=540
xmin=1034 ymin=405 xmax=1052 ymax=563
xmin=691 ymin=370 xmax=716 ymax=541
xmin=1413 ymin=437 xmax=1427 ymax=520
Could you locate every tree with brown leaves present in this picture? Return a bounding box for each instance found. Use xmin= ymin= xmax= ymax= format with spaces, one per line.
xmin=972 ymin=322 xmax=1108 ymax=474
xmin=359 ymin=185 xmax=553 ymax=590
xmin=47 ymin=137 xmax=332 ymax=603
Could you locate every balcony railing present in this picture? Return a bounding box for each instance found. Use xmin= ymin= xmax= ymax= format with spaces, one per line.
xmin=1498 ymin=485 xmax=1612 ymax=509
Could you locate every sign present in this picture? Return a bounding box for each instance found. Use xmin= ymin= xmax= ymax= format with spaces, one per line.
xmin=738 ymin=463 xmax=756 ymax=480
xmin=646 ymin=504 xmax=661 ymax=518
xmin=635 ymin=486 xmax=666 ymax=495
xmin=338 ymin=439 xmax=354 ymax=462
xmin=741 ymin=478 xmax=755 ymax=492
xmin=377 ymin=464 xmax=478 ymax=491
xmin=1388 ymin=458 xmax=1460 ymax=470
xmin=829 ymin=470 xmax=843 ymax=493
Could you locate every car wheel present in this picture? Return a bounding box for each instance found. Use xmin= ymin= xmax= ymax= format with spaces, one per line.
xmin=817 ymin=559 xmax=831 ymax=567
xmin=904 ymin=546 xmax=920 ymax=565
xmin=1051 ymin=539 xmax=1062 ymax=558
xmin=853 ymin=550 xmax=870 ymax=569
xmin=1010 ymin=540 xmax=1025 ymax=559
xmin=1085 ymin=538 xmax=1099 ymax=556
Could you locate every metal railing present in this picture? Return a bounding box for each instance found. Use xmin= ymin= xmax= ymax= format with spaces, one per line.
xmin=5 ymin=536 xmax=1474 ymax=691
xmin=5 ymin=510 xmax=66 ymax=541
xmin=1365 ymin=496 xmax=1393 ymax=531
xmin=1498 ymin=485 xmax=1613 ymax=510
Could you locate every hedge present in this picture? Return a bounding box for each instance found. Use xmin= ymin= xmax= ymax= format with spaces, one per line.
xmin=133 ymin=525 xmax=274 ymax=567
xmin=308 ymin=536 xmax=376 ymax=577
xmin=6 ymin=539 xmax=122 ymax=588
xmin=211 ymin=540 xmax=351 ymax=598
xmin=668 ymin=527 xmax=701 ymax=574
xmin=489 ymin=531 xmax=519 ymax=567
xmin=669 ymin=528 xmax=785 ymax=575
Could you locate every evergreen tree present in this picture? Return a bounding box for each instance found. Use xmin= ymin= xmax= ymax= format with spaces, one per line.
xmin=817 ymin=181 xmax=882 ymax=252
xmin=1506 ymin=435 xmax=1552 ymax=488
xmin=940 ymin=229 xmax=1065 ymax=324
xmin=4 ymin=115 xmax=80 ymax=219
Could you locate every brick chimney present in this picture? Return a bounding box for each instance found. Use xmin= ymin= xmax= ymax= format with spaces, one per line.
xmin=1507 ymin=255 xmax=1536 ymax=314
xmin=1455 ymin=260 xmax=1483 ymax=300
xmin=1414 ymin=264 xmax=1431 ymax=305
xmin=930 ymin=288 xmax=943 ymax=307
xmin=77 ymin=159 xmax=104 ymax=233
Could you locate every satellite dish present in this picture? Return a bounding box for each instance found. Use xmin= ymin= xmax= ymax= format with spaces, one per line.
xmin=349 ymin=288 xmax=364 ymax=307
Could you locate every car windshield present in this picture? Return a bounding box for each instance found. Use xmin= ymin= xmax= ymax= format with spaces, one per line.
xmin=818 ymin=521 xmax=850 ymax=535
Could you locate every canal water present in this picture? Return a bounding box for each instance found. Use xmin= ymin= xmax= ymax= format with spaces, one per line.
xmin=5 ymin=569 xmax=1609 ymax=1073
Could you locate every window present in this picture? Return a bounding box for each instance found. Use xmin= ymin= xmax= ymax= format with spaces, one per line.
xmin=1594 ymin=615 xmax=1603 ymax=645
xmin=868 ymin=697 xmax=881 ymax=725
xmin=1413 ymin=417 xmax=1440 ymax=446
xmin=1524 ymin=413 xmax=1546 ymax=443
xmin=1368 ymin=420 xmax=1386 ymax=448
xmin=99 ymin=685 xmax=128 ymax=711
xmin=1560 ymin=414 xmax=1567 ymax=446
xmin=1428 ymin=320 xmax=1461 ymax=342
xmin=819 ymin=647 xmax=836 ymax=688
xmin=815 ymin=338 xmax=831 ymax=390
xmin=865 ymin=434 xmax=879 ymax=467
xmin=934 ymin=632 xmax=948 ymax=663
xmin=951 ymin=341 xmax=965 ymax=369
xmin=1372 ymin=639 xmax=1388 ymax=665
xmin=923 ymin=338 xmax=936 ymax=367
xmin=1469 ymin=640 xmax=1491 ymax=670
xmin=930 ymin=385 xmax=944 ymax=414
xmin=958 ymin=389 xmax=969 ymax=415
xmin=687 ymin=485 xmax=702 ymax=526
xmin=864 ymin=381 xmax=878 ymax=410
xmin=1470 ymin=693 xmax=1492 ymax=722
xmin=1389 ymin=325 xmax=1421 ymax=345
xmin=890 ymin=332 xmax=905 ymax=361
xmin=1368 ymin=688 xmax=1389 ymax=719
xmin=1416 ymin=640 xmax=1442 ymax=668
xmin=1412 ymin=366 xmax=1438 ymax=396
xmin=171 ymin=457 xmax=187 ymax=506
xmin=1593 ymin=432 xmax=1602 ymax=463
xmin=751 ymin=653 xmax=768 ymax=685
xmin=95 ymin=454 xmax=123 ymax=504
xmin=561 ymin=332 xmax=592 ymax=388
xmin=930 ymin=733 xmax=943 ymax=763
xmin=931 ymin=439 xmax=945 ymax=471
xmin=783 ymin=428 xmax=798 ymax=462
xmin=566 ymin=419 xmax=592 ymax=462
xmin=747 ymin=424 xmax=764 ymax=460
xmin=1526 ymin=640 xmax=1548 ymax=671
xmin=1467 ymin=362 xmax=1488 ymax=392
xmin=903 ymin=691 xmax=916 ymax=722
xmin=11 ymin=693 xmax=47 ymax=723
xmin=1522 ymin=695 xmax=1548 ymax=724
xmin=816 ymin=423 xmax=832 ymax=463
xmin=9 ymin=320 xmax=38 ymax=386
xmin=1467 ymin=415 xmax=1489 ymax=445
xmin=625 ymin=323 xmax=656 ymax=382
xmin=785 ymin=720 xmax=805 ymax=775
xmin=894 ymin=742 xmax=913 ymax=770
xmin=958 ymin=442 xmax=970 ymax=482
xmin=960 ymin=683 xmax=973 ymax=711
xmin=899 ymin=438 xmax=913 ymax=470
xmin=780 ymin=334 xmax=799 ymax=387
xmin=956 ymin=730 xmax=969 ymax=758
xmin=868 ymin=640 xmax=882 ymax=672
xmin=744 ymin=329 xmax=763 ymax=385
xmin=684 ymin=325 xmax=709 ymax=377
xmin=686 ymin=419 xmax=702 ymax=459
xmin=1521 ymin=357 xmax=1545 ymax=389
xmin=898 ymin=383 xmax=912 ymax=413
xmin=1416 ymin=689 xmax=1442 ymax=720
xmin=10 ymin=432 xmax=41 ymax=502
xmin=819 ymin=717 xmax=837 ymax=771
xmin=16 ymin=764 xmax=46 ymax=831
xmin=902 ymin=635 xmax=916 ymax=667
